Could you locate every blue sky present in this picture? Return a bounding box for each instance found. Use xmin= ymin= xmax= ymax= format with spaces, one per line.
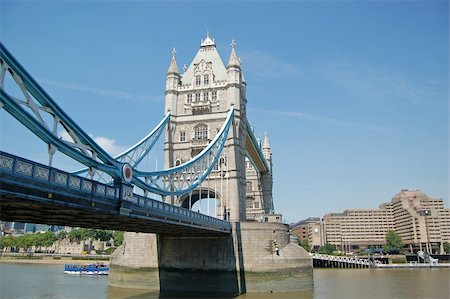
xmin=1 ymin=1 xmax=448 ymax=223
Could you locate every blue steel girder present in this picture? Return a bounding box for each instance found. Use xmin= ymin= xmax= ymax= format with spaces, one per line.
xmin=72 ymin=112 xmax=170 ymax=180
xmin=0 ymin=42 xmax=235 ymax=197
xmin=245 ymin=123 xmax=269 ymax=173
xmin=132 ymin=106 xmax=234 ymax=196
xmin=0 ymin=42 xmax=124 ymax=181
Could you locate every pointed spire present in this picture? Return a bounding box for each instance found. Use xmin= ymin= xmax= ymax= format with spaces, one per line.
xmin=263 ymin=131 xmax=271 ymax=150
xmin=227 ymin=39 xmax=241 ymax=68
xmin=167 ymin=47 xmax=179 ymax=75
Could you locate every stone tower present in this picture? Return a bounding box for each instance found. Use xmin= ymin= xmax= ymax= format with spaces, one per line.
xmin=164 ymin=33 xmax=248 ymax=222
xmin=163 ymin=33 xmax=277 ymax=223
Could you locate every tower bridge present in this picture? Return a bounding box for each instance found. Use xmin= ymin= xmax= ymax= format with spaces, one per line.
xmin=0 ymin=34 xmax=312 ymax=295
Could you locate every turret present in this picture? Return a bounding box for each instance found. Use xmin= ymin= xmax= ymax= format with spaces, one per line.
xmin=226 ymin=40 xmax=243 ymax=109
xmin=165 ymin=48 xmax=180 ymax=114
xmin=262 ymin=131 xmax=272 ymax=172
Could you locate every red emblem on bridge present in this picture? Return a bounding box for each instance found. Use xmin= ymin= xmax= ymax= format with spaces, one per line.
xmin=122 ymin=163 xmax=133 ymax=183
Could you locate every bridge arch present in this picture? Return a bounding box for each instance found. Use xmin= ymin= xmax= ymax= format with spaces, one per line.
xmin=178 ymin=188 xmax=222 ymax=217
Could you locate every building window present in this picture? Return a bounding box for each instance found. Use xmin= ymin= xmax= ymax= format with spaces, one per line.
xmin=195 ymin=75 xmax=201 ymax=86
xmin=203 ymin=91 xmax=209 ymax=101
xmin=215 ymin=156 xmax=227 ymax=171
xmin=246 ymin=199 xmax=253 ymax=209
xmin=194 ymin=124 xmax=208 ymax=140
xmin=212 ymin=90 xmax=217 ymax=101
xmin=195 ymin=92 xmax=200 ymax=102
xmin=180 ymin=131 xmax=186 ymax=142
xmin=246 ymin=181 xmax=253 ymax=192
xmin=246 ymin=160 xmax=252 ymax=169
xmin=204 ymin=74 xmax=209 ymax=85
xmin=187 ymin=94 xmax=192 ymax=104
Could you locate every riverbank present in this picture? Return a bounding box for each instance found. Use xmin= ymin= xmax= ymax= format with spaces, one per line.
xmin=376 ymin=263 xmax=450 ymax=268
xmin=0 ymin=255 xmax=110 ymax=265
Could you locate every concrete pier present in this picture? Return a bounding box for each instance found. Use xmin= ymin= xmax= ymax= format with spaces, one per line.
xmin=109 ymin=222 xmax=313 ymax=294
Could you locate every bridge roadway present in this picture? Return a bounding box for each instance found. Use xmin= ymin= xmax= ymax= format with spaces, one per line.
xmin=0 ymin=151 xmax=231 ymax=236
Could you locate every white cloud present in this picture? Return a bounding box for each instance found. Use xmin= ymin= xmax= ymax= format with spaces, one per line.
xmin=92 ymin=135 xmax=128 ymax=157
xmin=240 ymin=50 xmax=302 ymax=79
xmin=250 ymin=107 xmax=388 ymax=131
xmin=318 ymin=61 xmax=445 ymax=105
xmin=58 ymin=130 xmax=127 ymax=157
xmin=40 ymin=79 xmax=163 ymax=103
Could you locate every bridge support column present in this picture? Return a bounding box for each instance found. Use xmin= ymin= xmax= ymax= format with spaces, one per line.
xmin=234 ymin=222 xmax=313 ymax=293
xmin=109 ymin=232 xmax=160 ymax=290
xmin=109 ymin=222 xmax=313 ymax=294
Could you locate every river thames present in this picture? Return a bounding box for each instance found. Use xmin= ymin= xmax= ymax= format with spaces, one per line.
xmin=0 ymin=263 xmax=449 ymax=298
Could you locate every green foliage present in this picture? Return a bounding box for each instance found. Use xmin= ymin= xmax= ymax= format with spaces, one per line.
xmin=68 ymin=228 xmax=114 ymax=242
xmin=319 ymin=243 xmax=337 ymax=255
xmin=383 ymin=230 xmax=403 ymax=254
xmin=299 ymin=239 xmax=310 ymax=252
xmin=0 ymin=229 xmax=123 ymax=252
xmin=113 ymin=231 xmax=124 ymax=246
xmin=0 ymin=235 xmax=16 ymax=249
xmin=0 ymin=232 xmax=57 ymax=250
xmin=56 ymin=231 xmax=67 ymax=240
xmin=72 ymin=256 xmax=109 ymax=261
xmin=443 ymin=242 xmax=450 ymax=254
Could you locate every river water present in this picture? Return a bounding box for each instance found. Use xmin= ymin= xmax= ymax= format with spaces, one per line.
xmin=0 ymin=263 xmax=449 ymax=299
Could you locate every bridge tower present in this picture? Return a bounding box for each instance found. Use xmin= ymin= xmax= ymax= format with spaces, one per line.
xmin=110 ymin=34 xmax=312 ymax=294
xmin=163 ymin=33 xmax=250 ymax=222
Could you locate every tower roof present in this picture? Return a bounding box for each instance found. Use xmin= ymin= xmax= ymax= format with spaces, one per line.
xmin=167 ymin=48 xmax=179 ymax=75
xmin=201 ymin=31 xmax=215 ymax=47
xmin=227 ymin=40 xmax=241 ymax=69
xmin=181 ymin=32 xmax=227 ymax=84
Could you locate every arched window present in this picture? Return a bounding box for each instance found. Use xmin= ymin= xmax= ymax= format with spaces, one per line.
xmin=194 ymin=124 xmax=208 ymax=140
xmin=203 ymin=91 xmax=209 ymax=101
xmin=195 ymin=75 xmax=201 ymax=86
xmin=204 ymin=74 xmax=209 ymax=85
xmin=187 ymin=94 xmax=192 ymax=104
xmin=212 ymin=90 xmax=217 ymax=101
xmin=215 ymin=156 xmax=227 ymax=171
xmin=195 ymin=92 xmax=200 ymax=102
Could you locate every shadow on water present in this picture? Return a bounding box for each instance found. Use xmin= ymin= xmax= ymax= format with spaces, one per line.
xmin=235 ymin=222 xmax=246 ymax=294
xmin=107 ymin=286 xmax=314 ymax=299
xmin=107 ymin=286 xmax=240 ymax=299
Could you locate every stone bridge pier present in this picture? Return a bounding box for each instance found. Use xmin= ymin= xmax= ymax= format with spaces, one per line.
xmin=109 ymin=222 xmax=313 ymax=295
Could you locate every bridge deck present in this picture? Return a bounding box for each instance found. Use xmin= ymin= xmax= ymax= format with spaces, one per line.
xmin=0 ymin=152 xmax=230 ymax=236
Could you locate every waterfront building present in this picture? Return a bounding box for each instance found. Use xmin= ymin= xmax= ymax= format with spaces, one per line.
xmin=390 ymin=189 xmax=450 ymax=253
xmin=291 ymin=217 xmax=324 ymax=250
xmin=319 ymin=189 xmax=450 ymax=254
xmin=322 ymin=206 xmax=394 ymax=252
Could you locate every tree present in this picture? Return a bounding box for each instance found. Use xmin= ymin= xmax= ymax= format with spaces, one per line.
xmin=56 ymin=231 xmax=67 ymax=240
xmin=113 ymin=231 xmax=124 ymax=246
xmin=443 ymin=242 xmax=450 ymax=254
xmin=37 ymin=232 xmax=57 ymax=247
xmin=300 ymin=239 xmax=310 ymax=252
xmin=383 ymin=230 xmax=403 ymax=254
xmin=319 ymin=243 xmax=337 ymax=255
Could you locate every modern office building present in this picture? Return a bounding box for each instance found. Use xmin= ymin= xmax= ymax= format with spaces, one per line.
xmin=293 ymin=189 xmax=450 ymax=254
xmin=322 ymin=206 xmax=394 ymax=252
